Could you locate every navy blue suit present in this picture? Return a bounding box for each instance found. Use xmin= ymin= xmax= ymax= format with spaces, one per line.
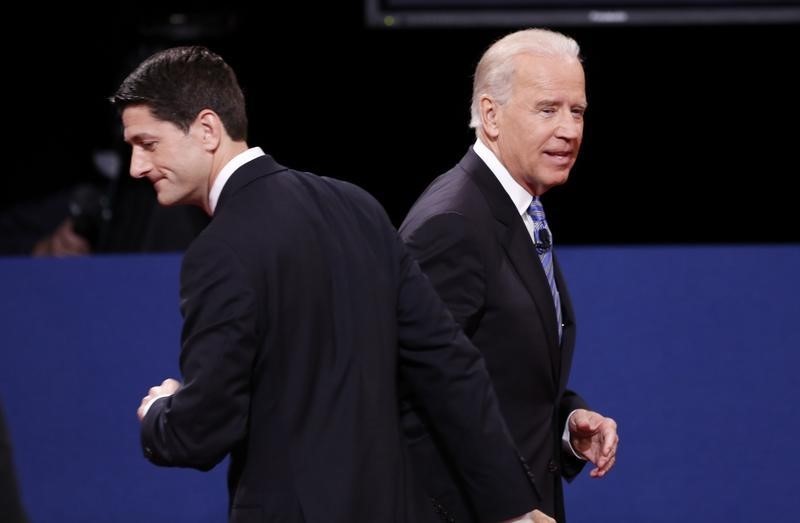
xmin=400 ymin=148 xmax=588 ymax=522
xmin=141 ymin=154 xmax=537 ymax=523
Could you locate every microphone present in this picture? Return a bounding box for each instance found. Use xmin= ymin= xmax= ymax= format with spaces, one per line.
xmin=535 ymin=228 xmax=551 ymax=253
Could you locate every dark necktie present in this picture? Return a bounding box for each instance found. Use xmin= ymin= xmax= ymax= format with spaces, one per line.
xmin=527 ymin=197 xmax=562 ymax=342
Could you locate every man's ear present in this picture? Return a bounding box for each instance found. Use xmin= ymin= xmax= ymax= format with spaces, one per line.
xmin=479 ymin=95 xmax=500 ymax=139
xmin=195 ymin=109 xmax=222 ymax=151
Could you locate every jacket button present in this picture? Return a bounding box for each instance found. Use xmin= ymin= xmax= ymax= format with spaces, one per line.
xmin=547 ymin=460 xmax=559 ymax=473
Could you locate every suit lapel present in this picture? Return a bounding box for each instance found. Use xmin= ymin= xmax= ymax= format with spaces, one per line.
xmin=460 ymin=150 xmax=561 ymax=376
xmin=552 ymin=254 xmax=572 ymax=384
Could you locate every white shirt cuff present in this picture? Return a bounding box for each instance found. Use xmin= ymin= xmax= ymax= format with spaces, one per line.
xmin=140 ymin=393 xmax=171 ymax=418
xmin=562 ymin=409 xmax=587 ymax=460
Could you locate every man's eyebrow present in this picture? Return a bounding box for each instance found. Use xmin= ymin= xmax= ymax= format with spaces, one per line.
xmin=125 ymin=133 xmax=158 ymax=144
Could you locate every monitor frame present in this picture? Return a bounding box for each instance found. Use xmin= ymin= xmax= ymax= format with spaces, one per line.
xmin=364 ymin=0 xmax=800 ymax=27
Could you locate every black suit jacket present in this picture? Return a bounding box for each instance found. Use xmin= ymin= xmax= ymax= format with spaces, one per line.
xmin=140 ymin=154 xmax=537 ymax=523
xmin=400 ymin=148 xmax=588 ymax=522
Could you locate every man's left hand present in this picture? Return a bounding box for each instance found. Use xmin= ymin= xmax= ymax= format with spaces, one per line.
xmin=569 ymin=408 xmax=618 ymax=478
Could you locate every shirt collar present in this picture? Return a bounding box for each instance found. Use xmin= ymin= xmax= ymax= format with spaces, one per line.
xmin=208 ymin=147 xmax=266 ymax=214
xmin=473 ymin=138 xmax=532 ymax=217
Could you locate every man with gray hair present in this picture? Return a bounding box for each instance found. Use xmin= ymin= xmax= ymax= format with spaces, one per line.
xmin=400 ymin=28 xmax=619 ymax=522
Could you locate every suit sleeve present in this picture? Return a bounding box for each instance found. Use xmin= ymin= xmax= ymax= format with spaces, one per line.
xmin=394 ymin=232 xmax=537 ymax=522
xmin=558 ymin=392 xmax=589 ymax=481
xmin=141 ymin=238 xmax=256 ymax=470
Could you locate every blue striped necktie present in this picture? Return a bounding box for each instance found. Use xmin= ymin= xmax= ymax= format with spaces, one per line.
xmin=527 ymin=197 xmax=562 ymax=342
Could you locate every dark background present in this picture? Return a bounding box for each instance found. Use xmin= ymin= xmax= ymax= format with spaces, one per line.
xmin=6 ymin=4 xmax=799 ymax=245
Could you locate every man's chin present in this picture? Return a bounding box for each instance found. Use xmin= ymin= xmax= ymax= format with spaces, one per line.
xmin=155 ymin=192 xmax=179 ymax=207
xmin=545 ymin=170 xmax=571 ymax=190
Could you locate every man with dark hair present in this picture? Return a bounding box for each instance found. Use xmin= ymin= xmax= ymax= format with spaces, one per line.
xmin=113 ymin=46 xmax=550 ymax=522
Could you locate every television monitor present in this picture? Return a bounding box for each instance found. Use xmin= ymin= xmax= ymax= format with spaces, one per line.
xmin=365 ymin=0 xmax=800 ymax=27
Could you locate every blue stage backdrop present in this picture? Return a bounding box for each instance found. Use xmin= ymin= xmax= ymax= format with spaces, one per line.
xmin=1 ymin=245 xmax=798 ymax=522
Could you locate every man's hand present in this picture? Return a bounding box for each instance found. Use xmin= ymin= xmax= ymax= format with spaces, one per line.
xmin=501 ymin=509 xmax=556 ymax=522
xmin=500 ymin=510 xmax=556 ymax=523
xmin=137 ymin=378 xmax=181 ymax=421
xmin=569 ymin=408 xmax=618 ymax=478
xmin=531 ymin=510 xmax=556 ymax=523
xmin=32 ymin=218 xmax=91 ymax=257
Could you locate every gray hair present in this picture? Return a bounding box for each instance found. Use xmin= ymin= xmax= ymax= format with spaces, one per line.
xmin=469 ymin=28 xmax=581 ymax=131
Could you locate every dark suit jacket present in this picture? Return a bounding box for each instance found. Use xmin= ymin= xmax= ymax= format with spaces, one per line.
xmin=140 ymin=154 xmax=537 ymax=523
xmin=400 ymin=148 xmax=588 ymax=522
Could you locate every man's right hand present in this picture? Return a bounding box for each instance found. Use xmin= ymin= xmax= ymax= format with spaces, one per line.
xmin=32 ymin=218 xmax=91 ymax=257
xmin=137 ymin=378 xmax=181 ymax=421
xmin=502 ymin=509 xmax=556 ymax=523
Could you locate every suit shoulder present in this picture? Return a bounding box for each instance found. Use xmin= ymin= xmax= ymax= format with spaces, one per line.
xmin=412 ymin=165 xmax=486 ymax=212
xmin=318 ymin=176 xmax=393 ymax=225
xmin=401 ymin=167 xmax=490 ymax=234
xmin=320 ymin=176 xmax=379 ymax=204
